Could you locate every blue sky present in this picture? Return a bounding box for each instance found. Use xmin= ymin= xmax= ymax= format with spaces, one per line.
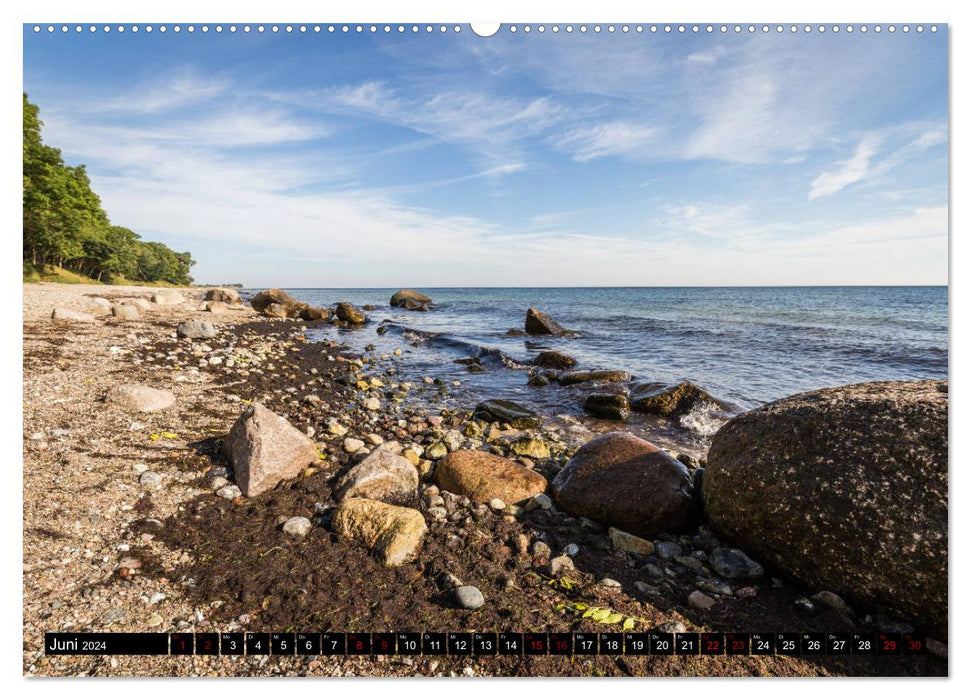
xmin=23 ymin=25 xmax=948 ymax=286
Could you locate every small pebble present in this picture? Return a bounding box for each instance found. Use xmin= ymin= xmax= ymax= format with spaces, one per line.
xmin=454 ymin=585 xmax=485 ymax=610
xmin=282 ymin=516 xmax=312 ymax=537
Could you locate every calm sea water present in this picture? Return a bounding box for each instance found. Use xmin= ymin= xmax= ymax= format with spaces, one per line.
xmin=260 ymin=287 xmax=948 ymax=447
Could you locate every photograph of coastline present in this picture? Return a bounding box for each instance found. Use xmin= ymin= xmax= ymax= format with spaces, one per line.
xmin=22 ymin=22 xmax=947 ymax=677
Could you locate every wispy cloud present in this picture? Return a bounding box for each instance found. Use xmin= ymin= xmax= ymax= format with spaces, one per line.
xmin=809 ymin=137 xmax=879 ymax=200
xmin=553 ymin=122 xmax=658 ymax=162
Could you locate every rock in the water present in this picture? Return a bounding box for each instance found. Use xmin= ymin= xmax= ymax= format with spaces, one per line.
xmin=51 ymin=308 xmax=95 ymax=322
xmin=151 ymin=290 xmax=184 ymax=305
xmin=391 ymin=289 xmax=432 ymax=309
xmin=222 ymin=403 xmax=318 ymax=497
xmin=205 ymin=288 xmax=241 ymax=304
xmin=282 ymin=516 xmax=312 ymax=537
xmin=558 ymin=369 xmax=631 ymax=386
xmin=583 ymin=393 xmax=631 ymax=420
xmin=552 ymin=432 xmax=695 ymax=538
xmin=335 ymin=301 xmax=366 ymax=324
xmin=250 ymin=288 xmax=296 ymax=313
xmin=703 ymin=380 xmax=948 ymax=638
xmin=525 ymin=308 xmax=570 ymax=335
xmin=709 ymin=548 xmax=763 ymax=580
xmin=435 ymin=450 xmax=547 ymax=504
xmin=111 ymin=303 xmax=140 ymax=320
xmin=609 ymin=527 xmax=655 ymax=555
xmin=472 ymin=399 xmax=541 ymax=429
xmin=331 ymin=498 xmax=428 ymax=566
xmin=630 ymin=381 xmax=722 ymax=417
xmin=454 ymin=585 xmax=485 ymax=610
xmin=177 ymin=320 xmax=217 ymax=339
xmin=106 ymin=384 xmax=176 ymax=412
xmin=533 ymin=350 xmax=577 ymax=369
xmin=333 ymin=447 xmax=419 ymax=502
xmin=299 ymin=306 xmax=330 ymax=321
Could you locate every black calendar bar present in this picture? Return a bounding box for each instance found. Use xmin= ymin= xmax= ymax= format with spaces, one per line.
xmin=44 ymin=633 xmax=169 ymax=655
xmin=43 ymin=631 xmax=927 ymax=656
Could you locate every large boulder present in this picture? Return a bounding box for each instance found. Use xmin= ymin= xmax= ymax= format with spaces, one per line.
xmin=120 ymin=297 xmax=153 ymax=310
xmin=151 ymin=290 xmax=184 ymax=305
xmin=435 ymin=450 xmax=547 ymax=505
xmin=557 ymin=369 xmax=631 ymax=386
xmin=51 ymin=308 xmax=95 ymax=322
xmin=525 ymin=308 xmax=569 ymax=335
xmin=335 ymin=302 xmax=367 ymax=324
xmin=472 ymin=399 xmax=542 ymax=429
xmin=250 ymin=288 xmax=296 ymax=313
xmin=333 ymin=447 xmax=419 ymax=502
xmin=177 ymin=319 xmax=217 ymax=339
xmin=533 ymin=350 xmax=577 ymax=370
xmin=263 ymin=303 xmax=289 ymax=318
xmin=390 ymin=289 xmax=432 ymax=310
xmin=332 ymin=498 xmax=428 ymax=566
xmin=205 ymin=288 xmax=241 ymax=304
xmin=106 ymin=384 xmax=176 ymax=412
xmin=552 ymin=432 xmax=695 ymax=538
xmin=703 ymin=380 xmax=948 ymax=638
xmin=222 ymin=403 xmax=318 ymax=497
xmin=631 ymin=381 xmax=722 ymax=417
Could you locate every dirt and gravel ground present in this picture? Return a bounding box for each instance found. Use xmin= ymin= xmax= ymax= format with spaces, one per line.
xmin=22 ymin=283 xmax=947 ymax=677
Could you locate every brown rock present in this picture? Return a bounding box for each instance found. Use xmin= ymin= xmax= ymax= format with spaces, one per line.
xmin=631 ymin=381 xmax=723 ymax=417
xmin=299 ymin=306 xmax=330 ymax=321
xmin=111 ymin=303 xmax=140 ymax=320
xmin=533 ymin=350 xmax=577 ymax=369
xmin=106 ymin=384 xmax=176 ymax=412
xmin=435 ymin=450 xmax=547 ymax=505
xmin=703 ymin=380 xmax=948 ymax=638
xmin=558 ymin=369 xmax=631 ymax=386
xmin=525 ymin=308 xmax=569 ymax=335
xmin=390 ymin=289 xmax=432 ymax=308
xmin=333 ymin=447 xmax=419 ymax=502
xmin=262 ymin=303 xmax=289 ymax=318
xmin=222 ymin=403 xmax=318 ymax=497
xmin=204 ymin=288 xmax=241 ymax=304
xmin=552 ymin=432 xmax=695 ymax=537
xmin=335 ymin=302 xmax=367 ymax=324
xmin=250 ymin=288 xmax=297 ymax=312
xmin=332 ymin=498 xmax=428 ymax=566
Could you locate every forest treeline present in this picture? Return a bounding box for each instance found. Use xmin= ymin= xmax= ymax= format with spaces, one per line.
xmin=23 ymin=93 xmax=195 ymax=285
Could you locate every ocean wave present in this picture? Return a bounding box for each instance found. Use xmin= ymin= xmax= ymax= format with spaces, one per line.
xmin=678 ymin=401 xmax=731 ymax=437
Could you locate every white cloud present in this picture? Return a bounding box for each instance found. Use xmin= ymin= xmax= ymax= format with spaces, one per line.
xmin=809 ymin=138 xmax=879 ymax=200
xmin=553 ymin=122 xmax=658 ymax=162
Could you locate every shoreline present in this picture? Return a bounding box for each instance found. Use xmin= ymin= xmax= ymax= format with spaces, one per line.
xmin=22 ymin=283 xmax=946 ymax=677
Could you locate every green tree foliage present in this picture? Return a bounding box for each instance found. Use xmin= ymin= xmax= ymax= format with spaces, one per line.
xmin=23 ymin=94 xmax=194 ymax=284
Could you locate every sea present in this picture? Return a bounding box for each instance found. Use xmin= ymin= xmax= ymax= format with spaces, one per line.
xmin=255 ymin=287 xmax=948 ymax=453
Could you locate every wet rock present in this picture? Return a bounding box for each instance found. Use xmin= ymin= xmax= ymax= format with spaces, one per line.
xmin=435 ymin=450 xmax=547 ymax=505
xmin=533 ymin=350 xmax=577 ymax=369
xmin=300 ymin=306 xmax=330 ymax=321
xmin=205 ymin=288 xmax=241 ymax=304
xmin=51 ymin=308 xmax=95 ymax=322
xmin=333 ymin=447 xmax=419 ymax=502
xmin=282 ymin=516 xmax=312 ymax=537
xmin=390 ymin=289 xmax=433 ymax=309
xmin=250 ymin=288 xmax=296 ymax=313
xmin=177 ymin=320 xmax=217 ymax=339
xmin=106 ymin=384 xmax=176 ymax=412
xmin=583 ymin=393 xmax=631 ymax=420
xmin=552 ymin=432 xmax=695 ymax=538
xmin=704 ymin=380 xmax=948 ymax=638
xmin=630 ymin=381 xmax=723 ymax=417
xmin=709 ymin=548 xmax=764 ymax=580
xmin=332 ymin=498 xmax=428 ymax=566
xmin=454 ymin=586 xmax=485 ymax=610
xmin=609 ymin=527 xmax=655 ymax=555
xmin=222 ymin=403 xmax=318 ymax=497
xmin=111 ymin=303 xmax=140 ymax=320
xmin=525 ymin=308 xmax=570 ymax=336
xmin=558 ymin=369 xmax=632 ymax=386
xmin=335 ymin=302 xmax=367 ymax=324
xmin=472 ymin=399 xmax=542 ymax=429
